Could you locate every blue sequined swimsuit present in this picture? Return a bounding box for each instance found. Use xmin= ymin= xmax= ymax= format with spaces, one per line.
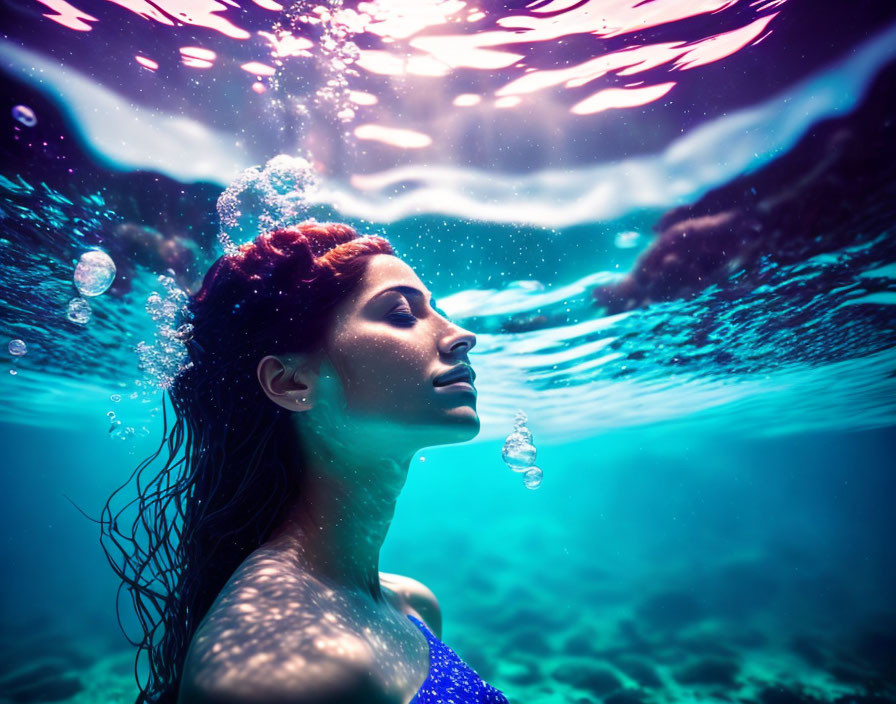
xmin=407 ymin=615 xmax=509 ymax=704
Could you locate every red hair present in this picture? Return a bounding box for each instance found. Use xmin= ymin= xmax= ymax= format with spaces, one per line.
xmin=101 ymin=222 xmax=395 ymax=704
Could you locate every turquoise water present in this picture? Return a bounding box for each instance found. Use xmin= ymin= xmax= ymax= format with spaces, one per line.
xmin=2 ymin=2 xmax=896 ymax=702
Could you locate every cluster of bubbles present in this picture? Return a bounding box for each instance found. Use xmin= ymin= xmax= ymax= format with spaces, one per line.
xmin=67 ymin=249 xmax=117 ymax=325
xmin=12 ymin=104 xmax=37 ymax=128
xmin=277 ymin=1 xmax=364 ymax=123
xmin=102 ymin=273 xmax=192 ymax=446
xmin=502 ymin=410 xmax=543 ymax=490
xmin=307 ymin=2 xmax=363 ymax=122
xmin=135 ymin=273 xmax=193 ymax=391
xmin=216 ymin=154 xmax=320 ymax=253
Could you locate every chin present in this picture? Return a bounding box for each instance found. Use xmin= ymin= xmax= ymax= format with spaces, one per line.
xmin=437 ymin=410 xmax=481 ymax=444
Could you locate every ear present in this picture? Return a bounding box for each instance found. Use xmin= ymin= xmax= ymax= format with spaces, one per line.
xmin=257 ymin=352 xmax=322 ymax=412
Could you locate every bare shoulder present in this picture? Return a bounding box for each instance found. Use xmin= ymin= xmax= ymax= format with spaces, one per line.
xmin=178 ymin=656 xmax=387 ymax=704
xmin=179 ymin=550 xmax=396 ymax=704
xmin=379 ymin=571 xmax=442 ymax=638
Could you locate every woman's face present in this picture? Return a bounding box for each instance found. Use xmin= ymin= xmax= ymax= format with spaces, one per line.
xmin=313 ymin=254 xmax=479 ymax=455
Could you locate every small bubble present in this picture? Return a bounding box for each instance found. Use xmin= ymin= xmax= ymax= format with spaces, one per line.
xmin=9 ymin=369 xmax=17 ymax=375
xmin=66 ymin=297 xmax=92 ymax=324
xmin=8 ymin=339 xmax=26 ymax=356
xmin=12 ymin=104 xmax=37 ymax=127
xmin=110 ymin=394 xmax=121 ymax=402
xmin=523 ymin=466 xmax=543 ymax=490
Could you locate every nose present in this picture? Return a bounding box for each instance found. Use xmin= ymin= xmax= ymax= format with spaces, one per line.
xmin=440 ymin=320 xmax=476 ymax=357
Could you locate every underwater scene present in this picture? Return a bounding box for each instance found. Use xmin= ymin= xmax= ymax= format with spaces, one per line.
xmin=2 ymin=0 xmax=896 ymax=702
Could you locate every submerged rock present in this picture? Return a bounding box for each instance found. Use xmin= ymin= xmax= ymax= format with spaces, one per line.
xmin=592 ymin=58 xmax=896 ymax=314
xmin=0 ymin=658 xmax=83 ymax=703
xmin=613 ymin=657 xmax=664 ymax=689
xmin=672 ymin=657 xmax=740 ymax=687
xmin=553 ymin=659 xmax=623 ymax=696
xmin=603 ymin=690 xmax=648 ymax=704
xmin=757 ymin=685 xmax=819 ymax=704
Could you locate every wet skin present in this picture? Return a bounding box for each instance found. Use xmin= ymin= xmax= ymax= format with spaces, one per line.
xmin=178 ymin=255 xmax=479 ymax=704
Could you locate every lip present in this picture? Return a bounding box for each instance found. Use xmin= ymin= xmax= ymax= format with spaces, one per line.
xmin=433 ymin=363 xmax=477 ymax=387
xmin=434 ymin=380 xmax=476 ymax=395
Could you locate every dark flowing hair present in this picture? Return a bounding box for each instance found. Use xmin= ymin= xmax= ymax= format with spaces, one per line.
xmin=99 ymin=222 xmax=395 ymax=703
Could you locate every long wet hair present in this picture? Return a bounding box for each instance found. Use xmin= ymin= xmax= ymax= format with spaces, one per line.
xmin=100 ymin=222 xmax=395 ymax=704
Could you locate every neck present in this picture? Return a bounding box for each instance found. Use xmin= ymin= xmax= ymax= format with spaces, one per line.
xmin=267 ymin=424 xmax=414 ymax=600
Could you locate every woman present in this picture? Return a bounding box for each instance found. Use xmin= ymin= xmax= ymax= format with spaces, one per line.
xmin=101 ymin=222 xmax=509 ymax=704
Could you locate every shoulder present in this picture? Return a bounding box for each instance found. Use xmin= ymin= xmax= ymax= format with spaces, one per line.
xmin=379 ymin=571 xmax=442 ymax=639
xmin=179 ymin=655 xmax=390 ymax=704
xmin=179 ymin=553 xmax=396 ymax=704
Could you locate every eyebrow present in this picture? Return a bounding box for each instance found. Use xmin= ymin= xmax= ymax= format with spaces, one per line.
xmin=369 ymin=285 xmax=435 ymax=306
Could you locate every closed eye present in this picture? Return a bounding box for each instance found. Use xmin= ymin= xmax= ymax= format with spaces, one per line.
xmin=387 ymin=305 xmax=417 ymax=326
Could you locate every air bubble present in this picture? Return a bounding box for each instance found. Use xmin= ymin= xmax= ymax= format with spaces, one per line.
xmin=110 ymin=394 xmax=121 ymax=402
xmin=66 ymin=297 xmax=92 ymax=324
xmin=523 ymin=466 xmax=543 ymax=490
xmin=12 ymin=105 xmax=37 ymax=127
xmin=8 ymin=339 xmax=26 ymax=356
xmin=502 ymin=434 xmax=536 ymax=471
xmin=74 ymin=249 xmax=116 ymax=296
